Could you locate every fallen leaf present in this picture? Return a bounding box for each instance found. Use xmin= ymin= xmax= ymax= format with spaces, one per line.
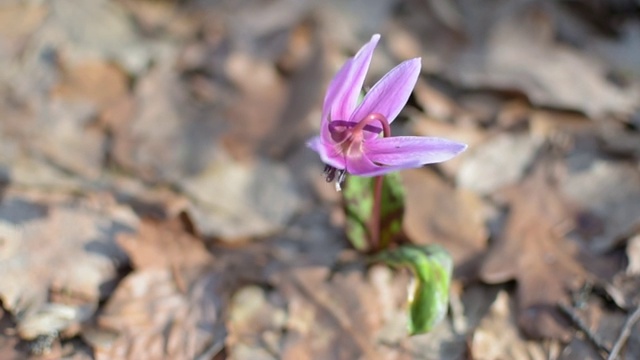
xmin=110 ymin=53 xmax=224 ymax=182
xmin=480 ymin=164 xmax=588 ymax=340
xmin=88 ymin=267 xmax=226 ymax=360
xmin=226 ymin=285 xmax=287 ymax=360
xmin=32 ymin=99 xmax=105 ymax=179
xmin=0 ymin=3 xmax=47 ymax=60
xmin=402 ymin=168 xmax=488 ymax=276
xmin=445 ymin=2 xmax=640 ymax=117
xmin=456 ymin=132 xmax=541 ymax=195
xmin=274 ymin=267 xmax=385 ymax=360
xmin=48 ymin=0 xmax=156 ymax=75
xmin=51 ymin=59 xmax=130 ymax=119
xmin=87 ymin=214 xmax=264 ymax=359
xmin=409 ymin=110 xmax=488 ymax=177
xmin=117 ymin=217 xmax=212 ymax=270
xmin=471 ymin=291 xmax=555 ymax=360
xmin=180 ymin=157 xmax=301 ymax=241
xmin=0 ymin=189 xmax=138 ymax=340
xmin=561 ymin=160 xmax=640 ymax=253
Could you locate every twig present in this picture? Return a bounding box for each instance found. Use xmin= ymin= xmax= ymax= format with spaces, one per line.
xmin=607 ymin=306 xmax=640 ymax=360
xmin=558 ymin=302 xmax=610 ymax=356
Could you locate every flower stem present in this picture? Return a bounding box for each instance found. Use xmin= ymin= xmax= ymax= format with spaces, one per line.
xmin=370 ymin=175 xmax=384 ymax=251
xmin=356 ymin=113 xmax=392 ymax=252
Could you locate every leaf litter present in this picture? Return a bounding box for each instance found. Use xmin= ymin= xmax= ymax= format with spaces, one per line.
xmin=0 ymin=0 xmax=640 ymax=358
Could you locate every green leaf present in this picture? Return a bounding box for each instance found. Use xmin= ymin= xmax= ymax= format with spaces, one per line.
xmin=342 ymin=173 xmax=405 ymax=251
xmin=375 ymin=244 xmax=453 ymax=335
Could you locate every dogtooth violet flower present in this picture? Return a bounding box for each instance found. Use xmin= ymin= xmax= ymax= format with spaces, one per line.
xmin=307 ymin=34 xmax=467 ymax=190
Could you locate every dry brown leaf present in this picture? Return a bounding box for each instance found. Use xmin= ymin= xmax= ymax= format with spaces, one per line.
xmin=273 ymin=266 xmax=384 ymax=360
xmin=0 ymin=189 xmax=138 ymax=340
xmin=180 ymin=157 xmax=301 ymax=241
xmin=0 ymin=83 xmax=106 ymax=181
xmin=411 ymin=81 xmax=460 ymax=122
xmin=111 ymin=52 xmax=224 ymax=182
xmin=445 ymin=2 xmax=640 ymax=117
xmin=0 ymin=3 xmax=46 ymax=59
xmin=401 ymin=168 xmax=488 ymax=277
xmin=471 ymin=291 xmax=556 ymax=360
xmin=456 ymin=132 xmax=542 ymax=195
xmin=265 ymin=264 xmax=474 ymax=360
xmin=562 ymin=160 xmax=640 ymax=253
xmin=51 ymin=59 xmax=130 ymax=118
xmin=47 ymin=0 xmax=155 ymax=75
xmin=410 ymin=111 xmax=488 ymax=177
xmin=480 ymin=164 xmax=588 ymax=340
xmin=32 ymin=99 xmax=105 ymax=179
xmin=266 ymin=264 xmax=452 ymax=360
xmin=117 ymin=217 xmax=212 ymax=270
xmin=221 ymin=51 xmax=290 ymax=160
xmin=226 ymin=285 xmax=287 ymax=360
xmin=88 ymin=267 xmax=226 ymax=360
xmin=87 ymin=216 xmax=274 ymax=359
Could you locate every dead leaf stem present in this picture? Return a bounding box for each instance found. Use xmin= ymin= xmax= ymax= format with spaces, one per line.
xmin=558 ymin=302 xmax=609 ymax=357
xmin=607 ymin=306 xmax=640 ymax=360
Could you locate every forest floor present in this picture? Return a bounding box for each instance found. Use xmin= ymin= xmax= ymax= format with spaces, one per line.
xmin=0 ymin=0 xmax=640 ymax=359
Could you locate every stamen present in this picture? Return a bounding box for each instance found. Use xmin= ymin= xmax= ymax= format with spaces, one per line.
xmin=324 ymin=165 xmax=337 ymax=182
xmin=328 ymin=120 xmax=382 ymax=140
xmin=337 ymin=169 xmax=346 ymax=186
xmin=322 ymin=165 xmax=346 ymax=191
xmin=335 ymin=170 xmax=346 ymax=192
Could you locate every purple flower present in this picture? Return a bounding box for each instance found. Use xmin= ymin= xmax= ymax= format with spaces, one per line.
xmin=308 ymin=34 xmax=467 ymax=187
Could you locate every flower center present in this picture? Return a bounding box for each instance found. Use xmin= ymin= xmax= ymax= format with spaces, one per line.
xmin=323 ymin=113 xmax=392 ymax=190
xmin=327 ymin=113 xmax=391 ymax=156
xmin=328 ymin=120 xmax=382 ymax=143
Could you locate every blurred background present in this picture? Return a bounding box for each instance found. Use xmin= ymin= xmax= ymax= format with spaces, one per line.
xmin=0 ymin=0 xmax=639 ymax=359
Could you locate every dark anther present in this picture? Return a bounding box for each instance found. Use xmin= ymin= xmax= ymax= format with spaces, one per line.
xmin=324 ymin=165 xmax=337 ymax=182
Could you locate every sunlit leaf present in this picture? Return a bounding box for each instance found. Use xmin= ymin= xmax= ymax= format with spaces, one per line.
xmin=375 ymin=244 xmax=453 ymax=335
xmin=342 ymin=173 xmax=405 ymax=251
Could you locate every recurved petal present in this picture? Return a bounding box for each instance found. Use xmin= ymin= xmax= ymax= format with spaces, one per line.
xmin=350 ymin=58 xmax=421 ymax=139
xmin=307 ymin=136 xmax=346 ymax=169
xmin=326 ymin=34 xmax=380 ymax=122
xmin=364 ymin=136 xmax=467 ymax=167
xmin=321 ymin=58 xmax=352 ymax=142
xmin=345 ymin=150 xmax=413 ymax=177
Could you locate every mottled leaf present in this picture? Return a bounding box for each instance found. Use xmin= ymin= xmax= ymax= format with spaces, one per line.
xmin=343 ymin=172 xmax=405 ymax=251
xmin=375 ymin=244 xmax=453 ymax=335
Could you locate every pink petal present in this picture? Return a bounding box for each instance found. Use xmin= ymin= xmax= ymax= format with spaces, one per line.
xmin=364 ymin=136 xmax=467 ymax=167
xmin=320 ymin=58 xmax=353 ymax=142
xmin=307 ymin=136 xmax=346 ymax=169
xmin=331 ymin=34 xmax=380 ymax=121
xmin=321 ymin=35 xmax=380 ymax=143
xmin=350 ymin=58 xmax=421 ymax=139
xmin=346 ymin=150 xmax=411 ymax=177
